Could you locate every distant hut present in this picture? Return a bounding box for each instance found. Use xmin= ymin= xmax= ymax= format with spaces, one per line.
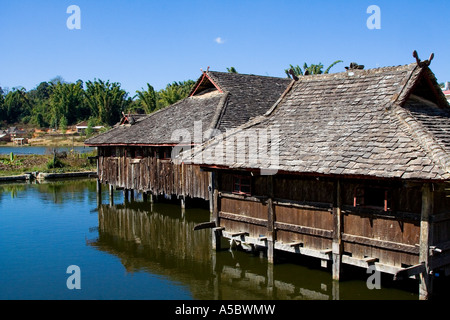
xmin=183 ymin=57 xmax=450 ymax=299
xmin=85 ymin=70 xmax=291 ymax=206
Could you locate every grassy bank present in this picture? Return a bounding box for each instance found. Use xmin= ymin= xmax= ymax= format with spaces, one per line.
xmin=0 ymin=151 xmax=97 ymax=177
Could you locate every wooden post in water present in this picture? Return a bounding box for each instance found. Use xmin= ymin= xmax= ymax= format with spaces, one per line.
xmin=332 ymin=179 xmax=343 ymax=281
xmin=130 ymin=189 xmax=135 ymax=202
xmin=267 ymin=175 xmax=275 ymax=263
xmin=212 ymin=171 xmax=222 ymax=250
xmin=123 ymin=189 xmax=129 ymax=203
xmin=96 ymin=179 xmax=102 ymax=206
xmin=142 ymin=191 xmax=148 ymax=202
xmin=209 ymin=172 xmax=214 ymax=213
xmin=109 ymin=184 xmax=114 ymax=206
xmin=419 ymin=183 xmax=434 ymax=300
xmin=181 ymin=196 xmax=186 ymax=209
xmin=181 ymin=196 xmax=186 ymax=218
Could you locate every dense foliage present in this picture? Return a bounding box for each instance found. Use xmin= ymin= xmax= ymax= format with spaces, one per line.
xmin=0 ymin=77 xmax=195 ymax=129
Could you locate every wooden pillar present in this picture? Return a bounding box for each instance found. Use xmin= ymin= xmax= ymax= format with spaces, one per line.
xmin=142 ymin=191 xmax=148 ymax=202
xmin=181 ymin=196 xmax=186 ymax=209
xmin=96 ymin=179 xmax=102 ymax=206
xmin=266 ymin=262 xmax=275 ymax=298
xmin=209 ymin=172 xmax=214 ymax=213
xmin=419 ymin=183 xmax=434 ymax=300
xmin=130 ymin=189 xmax=135 ymax=201
xmin=332 ymin=280 xmax=340 ymax=300
xmin=332 ymin=179 xmax=343 ymax=281
xmin=212 ymin=171 xmax=222 ymax=250
xmin=181 ymin=196 xmax=186 ymax=218
xmin=267 ymin=175 xmax=275 ymax=263
xmin=123 ymin=189 xmax=129 ymax=203
xmin=109 ymin=184 xmax=114 ymax=206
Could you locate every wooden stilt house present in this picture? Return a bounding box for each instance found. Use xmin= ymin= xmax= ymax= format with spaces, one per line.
xmin=85 ymin=71 xmax=290 ymax=204
xmin=182 ymin=55 xmax=450 ymax=299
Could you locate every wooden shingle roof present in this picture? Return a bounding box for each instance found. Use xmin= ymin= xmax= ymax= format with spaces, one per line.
xmin=85 ymin=71 xmax=291 ymax=146
xmin=184 ymin=63 xmax=450 ymax=181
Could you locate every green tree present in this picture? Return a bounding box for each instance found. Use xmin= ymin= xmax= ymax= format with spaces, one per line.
xmin=50 ymin=82 xmax=85 ymax=126
xmin=25 ymin=82 xmax=53 ymax=128
xmin=135 ymin=83 xmax=157 ymax=114
xmin=2 ymin=88 xmax=31 ymax=123
xmin=227 ymin=67 xmax=238 ymax=73
xmin=59 ymin=116 xmax=68 ymax=133
xmin=156 ymin=80 xmax=195 ymax=109
xmin=285 ymin=60 xmax=343 ymax=78
xmin=34 ymin=113 xmax=46 ymax=128
xmin=85 ymin=118 xmax=96 ymax=137
xmin=85 ymin=79 xmax=128 ymax=126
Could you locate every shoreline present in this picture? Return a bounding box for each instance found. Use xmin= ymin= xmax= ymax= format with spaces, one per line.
xmin=0 ymin=171 xmax=97 ymax=183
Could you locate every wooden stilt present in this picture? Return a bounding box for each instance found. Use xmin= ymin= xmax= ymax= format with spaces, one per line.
xmin=212 ymin=171 xmax=221 ymax=250
xmin=130 ymin=189 xmax=135 ymax=201
xmin=181 ymin=196 xmax=186 ymax=209
xmin=419 ymin=183 xmax=434 ymax=300
xmin=332 ymin=279 xmax=340 ymax=300
xmin=123 ymin=189 xmax=129 ymax=203
xmin=332 ymin=179 xmax=343 ymax=281
xmin=209 ymin=172 xmax=214 ymax=214
xmin=267 ymin=262 xmax=274 ymax=298
xmin=142 ymin=191 xmax=148 ymax=202
xmin=109 ymin=184 xmax=114 ymax=206
xmin=267 ymin=175 xmax=276 ymax=263
xmin=96 ymin=179 xmax=102 ymax=206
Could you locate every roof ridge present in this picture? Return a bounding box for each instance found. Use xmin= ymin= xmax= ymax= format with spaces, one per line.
xmin=205 ymin=92 xmax=230 ymax=140
xmin=393 ymin=104 xmax=450 ymax=176
xmin=206 ymin=70 xmax=291 ymax=80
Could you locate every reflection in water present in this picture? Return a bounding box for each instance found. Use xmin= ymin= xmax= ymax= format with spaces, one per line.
xmin=0 ymin=179 xmax=420 ymax=300
xmin=91 ymin=202 xmax=214 ymax=299
xmin=90 ymin=200 xmax=418 ymax=300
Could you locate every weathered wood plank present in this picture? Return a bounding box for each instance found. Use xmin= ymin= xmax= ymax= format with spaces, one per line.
xmin=220 ymin=211 xmax=268 ymax=227
xmin=342 ymin=233 xmax=419 ymax=254
xmin=274 ymin=221 xmax=333 ymax=239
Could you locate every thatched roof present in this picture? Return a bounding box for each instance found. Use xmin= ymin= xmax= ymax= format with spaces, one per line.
xmin=183 ymin=62 xmax=450 ymax=181
xmin=85 ymin=71 xmax=291 ymax=146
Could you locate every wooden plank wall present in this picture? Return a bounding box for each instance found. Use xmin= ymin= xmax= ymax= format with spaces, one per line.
xmin=217 ymin=172 xmax=439 ymax=269
xmin=98 ymin=146 xmax=210 ymax=200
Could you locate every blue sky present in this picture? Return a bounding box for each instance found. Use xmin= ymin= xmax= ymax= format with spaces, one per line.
xmin=1 ymin=0 xmax=448 ymax=96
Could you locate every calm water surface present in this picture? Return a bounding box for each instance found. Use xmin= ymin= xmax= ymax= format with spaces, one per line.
xmin=0 ymin=179 xmax=423 ymax=300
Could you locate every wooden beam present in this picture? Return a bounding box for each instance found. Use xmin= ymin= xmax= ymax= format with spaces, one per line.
xmin=220 ymin=211 xmax=268 ymax=227
xmin=230 ymin=231 xmax=249 ymax=237
xmin=362 ymin=257 xmax=378 ymax=264
xmin=342 ymin=233 xmax=419 ymax=254
xmin=288 ymin=242 xmax=303 ymax=247
xmin=394 ymin=263 xmax=426 ymax=280
xmin=193 ymin=221 xmax=216 ymax=231
xmin=332 ymin=179 xmax=343 ymax=281
xmin=267 ymin=175 xmax=275 ymax=263
xmin=274 ymin=198 xmax=333 ymax=212
xmin=419 ymin=183 xmax=434 ymax=300
xmin=274 ymin=221 xmax=333 ymax=239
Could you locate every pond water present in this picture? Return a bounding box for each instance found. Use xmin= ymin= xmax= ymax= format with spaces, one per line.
xmin=0 ymin=179 xmax=434 ymax=300
xmin=0 ymin=146 xmax=94 ymax=155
